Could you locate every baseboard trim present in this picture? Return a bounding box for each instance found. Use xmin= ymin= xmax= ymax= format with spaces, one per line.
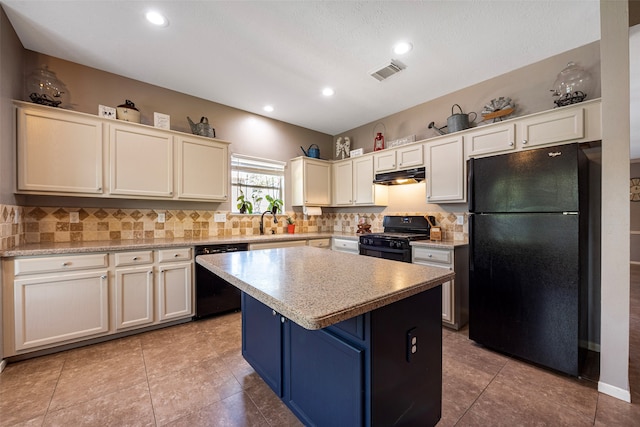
xmin=0 ymin=359 xmax=7 ymax=373
xmin=598 ymin=381 xmax=632 ymax=402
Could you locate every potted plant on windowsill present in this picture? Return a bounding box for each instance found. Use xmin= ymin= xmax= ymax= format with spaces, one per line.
xmin=286 ymin=216 xmax=295 ymax=234
xmin=266 ymin=195 xmax=283 ymax=214
xmin=237 ymin=190 xmax=253 ymax=214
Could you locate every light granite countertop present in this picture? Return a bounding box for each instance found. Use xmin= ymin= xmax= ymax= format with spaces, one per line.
xmin=0 ymin=232 xmax=355 ymax=257
xmin=196 ymin=246 xmax=455 ymax=330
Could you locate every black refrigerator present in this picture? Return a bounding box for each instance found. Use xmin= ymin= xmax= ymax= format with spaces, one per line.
xmin=468 ymin=143 xmax=589 ymax=376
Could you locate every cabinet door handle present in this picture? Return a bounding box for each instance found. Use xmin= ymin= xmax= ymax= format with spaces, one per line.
xmin=522 ymin=139 xmax=528 ymax=145
xmin=62 ymin=262 xmax=70 ymax=267
xmin=174 ymin=253 xmax=180 ymax=258
xmin=133 ymin=256 xmax=139 ymax=261
xmin=509 ymin=141 xmax=514 ymax=146
xmin=148 ymin=270 xmax=153 ymax=275
xmin=272 ymin=309 xmax=277 ymax=316
xmin=428 ymin=254 xmax=433 ymax=257
xmin=100 ymin=275 xmax=107 ymax=280
xmin=97 ymin=187 xmax=102 ymax=191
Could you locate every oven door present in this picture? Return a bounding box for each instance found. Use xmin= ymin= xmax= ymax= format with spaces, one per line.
xmin=359 ymin=243 xmax=411 ymax=263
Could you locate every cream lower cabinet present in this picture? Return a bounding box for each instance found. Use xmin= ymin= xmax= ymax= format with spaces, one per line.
xmin=114 ymin=250 xmax=155 ymax=331
xmin=16 ymin=103 xmax=104 ymax=195
xmin=9 ymin=253 xmax=110 ymax=352
xmin=331 ymin=237 xmax=359 ymax=254
xmin=3 ymin=248 xmax=193 ymax=356
xmin=412 ymin=245 xmax=468 ymax=330
xmin=157 ymin=248 xmax=193 ymax=321
xmin=426 ymin=136 xmax=466 ymax=203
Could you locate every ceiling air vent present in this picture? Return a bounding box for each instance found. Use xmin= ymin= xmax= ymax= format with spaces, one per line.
xmin=370 ymin=59 xmax=406 ymax=81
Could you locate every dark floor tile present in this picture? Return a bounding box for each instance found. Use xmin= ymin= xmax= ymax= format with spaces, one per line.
xmin=162 ymin=391 xmax=269 ymax=427
xmin=457 ymin=377 xmax=594 ymax=426
xmin=594 ymin=393 xmax=640 ymax=426
xmin=493 ymin=359 xmax=598 ymax=419
xmin=43 ymin=382 xmax=155 ymax=427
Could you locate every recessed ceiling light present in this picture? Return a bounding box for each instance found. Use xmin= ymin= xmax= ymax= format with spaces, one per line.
xmin=146 ymin=11 xmax=169 ymax=27
xmin=322 ymin=87 xmax=335 ymax=97
xmin=393 ymin=41 xmax=413 ymax=55
xmin=263 ymin=105 xmax=274 ymax=112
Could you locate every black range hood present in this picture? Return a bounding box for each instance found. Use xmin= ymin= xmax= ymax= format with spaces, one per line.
xmin=373 ymin=167 xmax=426 ymax=185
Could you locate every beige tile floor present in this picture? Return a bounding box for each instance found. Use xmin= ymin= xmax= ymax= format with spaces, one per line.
xmin=1 ymin=266 xmax=638 ymax=426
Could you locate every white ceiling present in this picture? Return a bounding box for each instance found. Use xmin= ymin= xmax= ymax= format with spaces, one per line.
xmin=3 ymin=0 xmax=634 ymax=158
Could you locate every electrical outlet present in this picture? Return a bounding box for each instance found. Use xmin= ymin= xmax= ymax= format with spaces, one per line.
xmin=70 ymin=212 xmax=79 ymax=223
xmin=14 ymin=210 xmax=20 ymax=224
xmin=214 ymin=213 xmax=226 ymax=223
xmin=407 ymin=327 xmax=418 ymax=362
xmin=456 ymin=215 xmax=464 ymax=225
xmin=157 ymin=213 xmax=165 ymax=223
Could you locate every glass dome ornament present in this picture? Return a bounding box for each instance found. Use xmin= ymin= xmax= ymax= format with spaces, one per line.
xmin=550 ymin=62 xmax=593 ymax=108
xmin=26 ymin=66 xmax=69 ymax=108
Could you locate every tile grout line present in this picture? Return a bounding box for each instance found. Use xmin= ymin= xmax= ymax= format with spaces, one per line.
xmin=139 ymin=342 xmax=160 ymax=427
xmin=452 ymin=352 xmax=512 ymax=426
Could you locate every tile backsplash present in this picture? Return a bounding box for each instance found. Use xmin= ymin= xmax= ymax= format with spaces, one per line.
xmin=0 ymin=205 xmax=468 ymax=249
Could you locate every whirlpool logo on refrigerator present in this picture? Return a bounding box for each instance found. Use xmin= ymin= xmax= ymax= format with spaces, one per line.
xmin=548 ymin=151 xmax=563 ymax=157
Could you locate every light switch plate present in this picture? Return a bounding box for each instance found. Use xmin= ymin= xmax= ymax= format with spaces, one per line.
xmin=214 ymin=213 xmax=226 ymax=223
xmin=69 ymin=212 xmax=79 ymax=223
xmin=157 ymin=213 xmax=165 ymax=223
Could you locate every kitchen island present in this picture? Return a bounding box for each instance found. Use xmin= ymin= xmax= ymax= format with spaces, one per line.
xmin=196 ymin=246 xmax=455 ymax=426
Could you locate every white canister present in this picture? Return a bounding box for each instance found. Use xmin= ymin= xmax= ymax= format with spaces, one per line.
xmin=116 ymin=100 xmax=141 ymax=123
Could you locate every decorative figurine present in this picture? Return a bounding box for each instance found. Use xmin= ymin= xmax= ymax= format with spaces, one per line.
xmin=374 ymin=132 xmax=385 ymax=151
xmin=336 ymin=136 xmax=350 ymax=159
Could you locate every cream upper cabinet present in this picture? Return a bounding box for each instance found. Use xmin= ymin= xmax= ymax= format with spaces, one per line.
xmin=516 ymin=106 xmax=584 ymax=149
xmin=466 ymin=99 xmax=601 ymax=159
xmin=373 ymin=150 xmax=397 ymax=173
xmin=175 ymin=135 xmax=229 ymax=201
xmin=373 ymin=144 xmax=424 ymax=173
xmin=332 ymin=160 xmax=354 ymax=205
xmin=332 ymin=156 xmax=387 ymax=206
xmin=290 ymin=157 xmax=331 ymax=206
xmin=353 ymin=155 xmax=387 ymax=205
xmin=109 ymin=123 xmax=174 ymax=198
xmin=14 ymin=101 xmax=231 ymax=202
xmin=426 ymin=136 xmax=466 ymax=203
xmin=16 ymin=103 xmax=104 ymax=195
xmin=464 ymin=123 xmax=516 ymax=158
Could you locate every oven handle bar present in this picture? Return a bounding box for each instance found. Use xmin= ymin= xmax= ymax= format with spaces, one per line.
xmin=359 ymin=244 xmax=407 ymax=254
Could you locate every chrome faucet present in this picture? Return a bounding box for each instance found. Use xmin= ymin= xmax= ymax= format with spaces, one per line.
xmin=260 ymin=210 xmax=278 ymax=235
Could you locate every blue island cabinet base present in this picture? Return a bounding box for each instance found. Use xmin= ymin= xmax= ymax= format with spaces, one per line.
xmin=242 ymin=286 xmax=442 ymax=427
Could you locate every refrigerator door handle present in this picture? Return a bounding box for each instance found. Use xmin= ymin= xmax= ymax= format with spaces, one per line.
xmin=563 ymin=212 xmax=579 ymax=215
xmin=467 ymin=158 xmax=475 ymax=212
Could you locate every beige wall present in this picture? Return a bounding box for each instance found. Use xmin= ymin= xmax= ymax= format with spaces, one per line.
xmin=0 ymin=7 xmax=23 ymax=205
xmin=18 ymin=51 xmax=333 ymax=212
xmin=599 ymin=0 xmax=631 ymax=401
xmin=338 ymin=42 xmax=601 ymax=156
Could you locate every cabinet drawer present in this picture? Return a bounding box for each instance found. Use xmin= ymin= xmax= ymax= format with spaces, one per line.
xmin=114 ymin=250 xmax=153 ymax=266
xmin=331 ymin=238 xmax=359 ymax=253
xmin=157 ymin=247 xmax=192 ymax=263
xmin=412 ymin=247 xmax=452 ymax=265
xmin=15 ymin=253 xmax=108 ymax=276
xmin=307 ymin=238 xmax=331 ymax=248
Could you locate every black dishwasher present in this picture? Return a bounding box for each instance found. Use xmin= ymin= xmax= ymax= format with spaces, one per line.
xmin=194 ymin=243 xmax=249 ymax=319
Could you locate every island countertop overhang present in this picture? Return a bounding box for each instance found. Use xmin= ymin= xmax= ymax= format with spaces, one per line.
xmin=196 ymin=246 xmax=455 ymax=330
